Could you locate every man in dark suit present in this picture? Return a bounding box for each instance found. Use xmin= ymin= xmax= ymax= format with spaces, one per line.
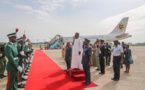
xmin=82 ymin=38 xmax=92 ymax=85
xmin=65 ymin=42 xmax=72 ymax=70
xmin=105 ymin=43 xmax=111 ymax=66
xmin=99 ymin=40 xmax=106 ymax=75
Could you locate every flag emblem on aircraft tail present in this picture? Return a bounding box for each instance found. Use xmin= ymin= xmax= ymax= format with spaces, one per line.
xmin=118 ymin=24 xmax=124 ymax=31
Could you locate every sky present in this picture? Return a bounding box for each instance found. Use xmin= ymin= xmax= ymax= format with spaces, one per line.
xmin=0 ymin=0 xmax=145 ymax=43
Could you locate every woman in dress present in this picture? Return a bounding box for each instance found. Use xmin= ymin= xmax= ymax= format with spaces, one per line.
xmin=124 ymin=44 xmax=132 ymax=73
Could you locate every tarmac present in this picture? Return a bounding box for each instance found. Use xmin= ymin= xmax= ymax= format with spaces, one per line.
xmin=0 ymin=46 xmax=145 ymax=90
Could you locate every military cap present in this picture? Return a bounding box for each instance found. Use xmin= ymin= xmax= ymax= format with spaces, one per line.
xmin=17 ymin=37 xmax=24 ymax=42
xmin=7 ymin=28 xmax=19 ymax=38
xmin=7 ymin=32 xmax=17 ymax=38
xmin=85 ymin=38 xmax=90 ymax=43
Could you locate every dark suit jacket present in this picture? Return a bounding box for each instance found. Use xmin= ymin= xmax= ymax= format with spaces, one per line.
xmin=65 ymin=46 xmax=72 ymax=61
xmin=106 ymin=45 xmax=111 ymax=55
xmin=99 ymin=45 xmax=106 ymax=57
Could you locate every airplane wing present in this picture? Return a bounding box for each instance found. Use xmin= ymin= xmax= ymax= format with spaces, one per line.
xmin=116 ymin=33 xmax=132 ymax=40
xmin=116 ymin=33 xmax=129 ymax=38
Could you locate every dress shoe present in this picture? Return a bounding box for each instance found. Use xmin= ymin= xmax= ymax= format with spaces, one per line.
xmin=111 ymin=78 xmax=115 ymax=80
xmin=83 ymin=81 xmax=86 ymax=84
xmin=24 ymin=73 xmax=28 ymax=76
xmin=74 ymin=68 xmax=80 ymax=70
xmin=25 ymin=70 xmax=29 ymax=73
xmin=111 ymin=78 xmax=119 ymax=81
xmin=83 ymin=82 xmax=90 ymax=85
xmin=114 ymin=79 xmax=119 ymax=81
xmin=22 ymin=78 xmax=27 ymax=81
xmin=26 ymin=68 xmax=30 ymax=70
xmin=99 ymin=72 xmax=105 ymax=75
xmin=96 ymin=69 xmax=100 ymax=71
xmin=2 ymin=74 xmax=7 ymax=77
xmin=18 ymin=84 xmax=25 ymax=88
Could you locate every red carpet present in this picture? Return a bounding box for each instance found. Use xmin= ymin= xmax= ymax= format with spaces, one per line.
xmin=25 ymin=50 xmax=97 ymax=90
xmin=65 ymin=69 xmax=98 ymax=88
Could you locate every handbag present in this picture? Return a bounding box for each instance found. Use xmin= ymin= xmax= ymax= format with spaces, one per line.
xmin=128 ymin=49 xmax=134 ymax=64
xmin=130 ymin=58 xmax=134 ymax=64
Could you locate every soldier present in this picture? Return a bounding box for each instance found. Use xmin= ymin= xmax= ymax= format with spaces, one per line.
xmin=27 ymin=39 xmax=33 ymax=61
xmin=17 ymin=37 xmax=26 ymax=88
xmin=23 ymin=39 xmax=30 ymax=75
xmin=0 ymin=44 xmax=7 ymax=79
xmin=82 ymin=38 xmax=92 ymax=85
xmin=5 ymin=32 xmax=23 ymax=90
xmin=99 ymin=40 xmax=106 ymax=75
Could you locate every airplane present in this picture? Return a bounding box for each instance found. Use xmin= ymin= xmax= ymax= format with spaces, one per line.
xmin=63 ymin=17 xmax=132 ymax=43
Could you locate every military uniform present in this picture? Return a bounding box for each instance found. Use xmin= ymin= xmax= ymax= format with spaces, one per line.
xmin=5 ymin=32 xmax=23 ymax=90
xmin=0 ymin=51 xmax=3 ymax=75
xmin=82 ymin=39 xmax=92 ymax=85
xmin=17 ymin=37 xmax=26 ymax=88
xmin=23 ymin=44 xmax=29 ymax=71
xmin=5 ymin=42 xmax=19 ymax=90
xmin=0 ymin=47 xmax=7 ymax=78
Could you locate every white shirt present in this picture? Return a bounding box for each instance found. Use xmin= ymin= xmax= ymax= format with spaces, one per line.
xmin=113 ymin=45 xmax=123 ymax=56
xmin=95 ymin=43 xmax=100 ymax=56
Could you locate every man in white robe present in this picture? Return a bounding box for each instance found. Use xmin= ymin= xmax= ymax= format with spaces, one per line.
xmin=95 ymin=39 xmax=100 ymax=71
xmin=71 ymin=33 xmax=83 ymax=69
xmin=61 ymin=43 xmax=65 ymax=58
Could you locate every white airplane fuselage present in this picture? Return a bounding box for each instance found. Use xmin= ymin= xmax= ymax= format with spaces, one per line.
xmin=63 ymin=17 xmax=132 ymax=43
xmin=81 ymin=34 xmax=132 ymax=42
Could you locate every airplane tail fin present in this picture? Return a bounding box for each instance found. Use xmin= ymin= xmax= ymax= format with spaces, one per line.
xmin=110 ymin=17 xmax=129 ymax=34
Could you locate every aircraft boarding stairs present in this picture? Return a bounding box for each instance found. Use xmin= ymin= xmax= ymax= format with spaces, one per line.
xmin=49 ymin=35 xmax=63 ymax=49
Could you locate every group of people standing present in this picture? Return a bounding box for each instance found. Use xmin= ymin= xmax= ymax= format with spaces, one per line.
xmin=62 ymin=32 xmax=132 ymax=84
xmin=0 ymin=43 xmax=7 ymax=79
xmin=63 ymin=33 xmax=92 ymax=85
xmin=0 ymin=29 xmax=33 ymax=90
